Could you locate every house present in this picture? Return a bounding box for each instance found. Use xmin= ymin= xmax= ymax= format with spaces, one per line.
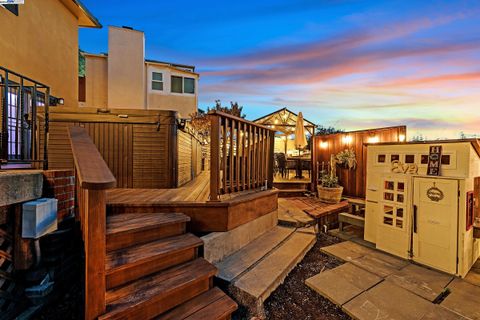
xmin=0 ymin=0 xmax=101 ymax=107
xmin=80 ymin=26 xmax=199 ymax=118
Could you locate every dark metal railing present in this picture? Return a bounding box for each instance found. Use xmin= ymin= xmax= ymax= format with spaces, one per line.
xmin=0 ymin=66 xmax=49 ymax=169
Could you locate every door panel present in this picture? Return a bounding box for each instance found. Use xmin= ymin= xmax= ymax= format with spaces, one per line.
xmin=413 ymin=177 xmax=458 ymax=274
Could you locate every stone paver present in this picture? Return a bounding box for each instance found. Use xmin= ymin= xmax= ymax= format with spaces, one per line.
xmin=464 ymin=259 xmax=480 ymax=287
xmin=306 ymin=263 xmax=382 ymax=306
xmin=343 ymin=281 xmax=435 ymax=320
xmin=442 ymin=278 xmax=480 ymax=320
xmin=420 ymin=305 xmax=467 ymax=320
xmin=321 ymin=240 xmax=375 ymax=262
xmin=349 ymin=252 xmax=408 ymax=278
xmin=387 ymin=264 xmax=454 ymax=301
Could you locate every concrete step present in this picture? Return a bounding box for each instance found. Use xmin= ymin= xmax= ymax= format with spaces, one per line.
xmin=221 ymin=227 xmax=316 ymax=317
xmin=216 ymin=226 xmax=295 ymax=282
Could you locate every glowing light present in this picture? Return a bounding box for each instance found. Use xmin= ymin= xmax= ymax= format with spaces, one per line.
xmin=399 ymin=134 xmax=406 ymax=142
xmin=274 ymin=119 xmax=279 ymax=124
xmin=320 ymin=141 xmax=328 ymax=149
xmin=342 ymin=135 xmax=353 ymax=144
xmin=367 ymin=136 xmax=380 ymax=143
xmin=281 ymin=136 xmax=287 ymax=141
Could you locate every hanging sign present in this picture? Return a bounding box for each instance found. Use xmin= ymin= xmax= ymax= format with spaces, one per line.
xmin=427 ymin=184 xmax=444 ymax=202
xmin=427 ymin=145 xmax=442 ymax=176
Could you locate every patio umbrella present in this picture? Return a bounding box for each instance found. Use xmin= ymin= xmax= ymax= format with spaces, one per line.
xmin=294 ymin=112 xmax=307 ymax=154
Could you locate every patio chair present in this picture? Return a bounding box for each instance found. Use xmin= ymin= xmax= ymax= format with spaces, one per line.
xmin=276 ymin=153 xmax=287 ymax=178
xmin=301 ymin=159 xmax=311 ymax=178
xmin=286 ymin=159 xmax=297 ymax=178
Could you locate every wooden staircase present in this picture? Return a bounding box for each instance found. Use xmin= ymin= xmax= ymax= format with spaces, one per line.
xmin=68 ymin=127 xmax=237 ymax=320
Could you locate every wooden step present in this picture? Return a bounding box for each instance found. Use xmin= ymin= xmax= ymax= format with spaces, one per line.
xmin=100 ymin=258 xmax=217 ymax=320
xmin=155 ymin=287 xmax=237 ymax=320
xmin=106 ymin=233 xmax=203 ymax=289
xmin=277 ymin=189 xmax=308 ymax=198
xmin=216 ymin=226 xmax=295 ymax=282
xmin=106 ymin=212 xmax=190 ymax=251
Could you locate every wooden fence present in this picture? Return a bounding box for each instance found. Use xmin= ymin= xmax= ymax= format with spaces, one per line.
xmin=314 ymin=126 xmax=407 ymax=198
xmin=209 ymin=110 xmax=275 ymax=201
xmin=69 ymin=126 xmax=115 ymax=319
xmin=37 ymin=107 xmax=203 ymax=189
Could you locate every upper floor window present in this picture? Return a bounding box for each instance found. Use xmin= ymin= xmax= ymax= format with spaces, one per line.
xmin=2 ymin=4 xmax=19 ymax=16
xmin=171 ymin=75 xmax=195 ymax=94
xmin=152 ymin=72 xmax=163 ymax=91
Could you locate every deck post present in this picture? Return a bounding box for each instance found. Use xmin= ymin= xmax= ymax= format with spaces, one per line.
xmin=268 ymin=131 xmax=275 ymax=189
xmin=209 ymin=114 xmax=220 ymax=201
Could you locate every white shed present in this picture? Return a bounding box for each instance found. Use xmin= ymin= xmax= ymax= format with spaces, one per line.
xmin=365 ymin=139 xmax=480 ymax=276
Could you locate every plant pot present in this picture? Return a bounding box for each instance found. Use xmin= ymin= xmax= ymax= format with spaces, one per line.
xmin=317 ymin=186 xmax=344 ymax=204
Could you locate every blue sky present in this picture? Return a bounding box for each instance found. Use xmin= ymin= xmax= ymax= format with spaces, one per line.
xmin=79 ymin=0 xmax=480 ymax=139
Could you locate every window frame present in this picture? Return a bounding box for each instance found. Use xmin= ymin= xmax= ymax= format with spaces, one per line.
xmin=151 ymin=72 xmax=164 ymax=91
xmin=2 ymin=4 xmax=19 ymax=15
xmin=170 ymin=75 xmax=196 ymax=95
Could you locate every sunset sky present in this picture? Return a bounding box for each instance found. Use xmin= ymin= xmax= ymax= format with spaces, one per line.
xmin=79 ymin=0 xmax=480 ymax=139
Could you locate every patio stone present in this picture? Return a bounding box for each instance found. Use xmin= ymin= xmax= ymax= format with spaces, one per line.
xmin=442 ymin=278 xmax=480 ymax=319
xmin=420 ymin=305 xmax=467 ymax=320
xmin=386 ymin=264 xmax=454 ymax=301
xmin=464 ymin=259 xmax=480 ymax=287
xmin=349 ymin=251 xmax=409 ymax=278
xmin=305 ymin=262 xmax=382 ymax=306
xmin=343 ymin=281 xmax=435 ymax=320
xmin=320 ymin=241 xmax=375 ymax=262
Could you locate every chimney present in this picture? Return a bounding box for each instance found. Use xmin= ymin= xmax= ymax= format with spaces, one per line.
xmin=107 ymin=26 xmax=145 ymax=109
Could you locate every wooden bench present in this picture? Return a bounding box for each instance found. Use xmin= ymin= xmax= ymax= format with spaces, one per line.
xmin=339 ymin=212 xmax=365 ymax=231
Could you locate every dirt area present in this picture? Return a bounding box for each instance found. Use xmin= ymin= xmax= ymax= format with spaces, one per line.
xmin=233 ymin=232 xmax=351 ymax=320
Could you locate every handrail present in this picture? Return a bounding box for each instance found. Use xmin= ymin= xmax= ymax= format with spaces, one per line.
xmin=68 ymin=126 xmax=115 ymax=320
xmin=209 ymin=111 xmax=275 ymax=201
xmin=68 ymin=126 xmax=116 ymax=190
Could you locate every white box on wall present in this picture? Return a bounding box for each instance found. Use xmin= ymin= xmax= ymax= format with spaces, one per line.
xmin=22 ymin=198 xmax=58 ymax=239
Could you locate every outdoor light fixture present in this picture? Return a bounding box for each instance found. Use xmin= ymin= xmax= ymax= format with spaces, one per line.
xmin=399 ymin=134 xmax=406 ymax=142
xmin=320 ymin=141 xmax=328 ymax=149
xmin=367 ymin=136 xmax=379 ymax=144
xmin=177 ymin=118 xmax=186 ymax=129
xmin=342 ymin=135 xmax=352 ymax=144
xmin=57 ymin=98 xmax=64 ymax=105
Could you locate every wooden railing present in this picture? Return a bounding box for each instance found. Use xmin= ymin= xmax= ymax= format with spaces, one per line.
xmin=209 ymin=110 xmax=275 ymax=201
xmin=68 ymin=127 xmax=116 ymax=320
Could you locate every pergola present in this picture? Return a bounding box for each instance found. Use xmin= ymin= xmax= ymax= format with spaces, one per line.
xmin=253 ymin=107 xmax=316 ymax=136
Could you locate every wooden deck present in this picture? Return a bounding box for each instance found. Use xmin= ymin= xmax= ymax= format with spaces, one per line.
xmin=107 ymin=171 xmax=260 ymax=204
xmin=107 ymin=171 xmax=279 ymax=232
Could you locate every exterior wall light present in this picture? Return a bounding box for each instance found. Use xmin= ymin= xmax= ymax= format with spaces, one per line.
xmin=399 ymin=134 xmax=406 ymax=142
xmin=320 ymin=141 xmax=328 ymax=149
xmin=367 ymin=136 xmax=379 ymax=143
xmin=342 ymin=135 xmax=352 ymax=144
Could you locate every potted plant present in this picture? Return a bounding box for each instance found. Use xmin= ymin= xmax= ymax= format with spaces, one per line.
xmin=317 ymin=155 xmax=344 ymax=203
xmin=336 ymin=148 xmax=357 ymax=169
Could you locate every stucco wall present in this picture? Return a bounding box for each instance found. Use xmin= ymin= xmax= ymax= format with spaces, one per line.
xmin=84 ymin=55 xmax=108 ymax=108
xmin=108 ymin=26 xmax=145 ymax=109
xmin=0 ymin=0 xmax=79 ymax=107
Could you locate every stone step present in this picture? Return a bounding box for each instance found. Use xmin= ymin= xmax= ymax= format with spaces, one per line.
xmin=216 ymin=226 xmax=295 ymax=282
xmin=228 ymin=228 xmax=316 ymax=317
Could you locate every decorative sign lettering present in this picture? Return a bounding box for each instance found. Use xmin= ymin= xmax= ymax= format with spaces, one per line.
xmin=391 ymin=160 xmax=418 ymax=174
xmin=427 ymin=184 xmax=444 ymax=202
xmin=427 ymin=146 xmax=442 ymax=176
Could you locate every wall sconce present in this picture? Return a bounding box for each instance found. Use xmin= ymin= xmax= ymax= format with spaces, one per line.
xmin=367 ymin=136 xmax=379 ymax=143
xmin=342 ymin=135 xmax=352 ymax=144
xmin=320 ymin=141 xmax=328 ymax=149
xmin=177 ymin=118 xmax=187 ymax=130
xmin=399 ymin=134 xmax=406 ymax=142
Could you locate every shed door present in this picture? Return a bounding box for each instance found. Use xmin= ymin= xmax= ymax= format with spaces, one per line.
xmin=412 ymin=177 xmax=458 ymax=274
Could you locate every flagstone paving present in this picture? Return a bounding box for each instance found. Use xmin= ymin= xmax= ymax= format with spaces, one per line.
xmin=310 ymin=241 xmax=477 ymax=320
xmin=306 ymin=263 xmax=382 ymax=306
xmin=387 ymin=264 xmax=454 ymax=301
xmin=441 ymin=278 xmax=480 ymax=320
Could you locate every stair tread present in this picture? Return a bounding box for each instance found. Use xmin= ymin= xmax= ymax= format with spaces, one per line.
xmin=106 ymin=233 xmax=203 ymax=272
xmin=234 ymin=230 xmax=316 ymax=300
xmin=155 ymin=287 xmax=237 ymax=320
xmin=106 ymin=212 xmax=190 ymax=235
xmin=103 ymin=258 xmax=217 ymax=317
xmin=216 ymin=226 xmax=295 ymax=282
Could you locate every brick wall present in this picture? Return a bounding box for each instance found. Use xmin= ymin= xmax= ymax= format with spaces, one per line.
xmin=42 ymin=170 xmax=75 ymax=222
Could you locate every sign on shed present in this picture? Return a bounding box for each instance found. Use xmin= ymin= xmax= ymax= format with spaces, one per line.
xmin=427 ymin=145 xmax=442 ymax=176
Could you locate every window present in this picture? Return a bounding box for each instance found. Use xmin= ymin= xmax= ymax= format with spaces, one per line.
xmin=391 ymin=154 xmax=400 ymax=162
xmin=405 ymin=155 xmax=415 ymax=163
xmin=441 ymin=155 xmax=451 ymax=165
xmin=421 ymin=155 xmax=429 ymax=164
xmin=184 ymin=77 xmax=195 ymax=94
xmin=2 ymin=4 xmax=19 ymax=15
xmin=170 ymin=75 xmax=195 ymax=94
xmin=171 ymin=76 xmax=183 ymax=93
xmin=378 ymin=154 xmax=386 ymax=163
xmin=152 ymin=72 xmax=163 ymax=91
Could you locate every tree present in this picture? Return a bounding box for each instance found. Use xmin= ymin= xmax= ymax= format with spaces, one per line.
xmin=411 ymin=134 xmax=426 ymax=142
xmin=79 ymin=49 xmax=85 ymax=77
xmin=208 ymin=100 xmax=246 ymax=118
xmin=315 ymin=125 xmax=344 ymax=136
